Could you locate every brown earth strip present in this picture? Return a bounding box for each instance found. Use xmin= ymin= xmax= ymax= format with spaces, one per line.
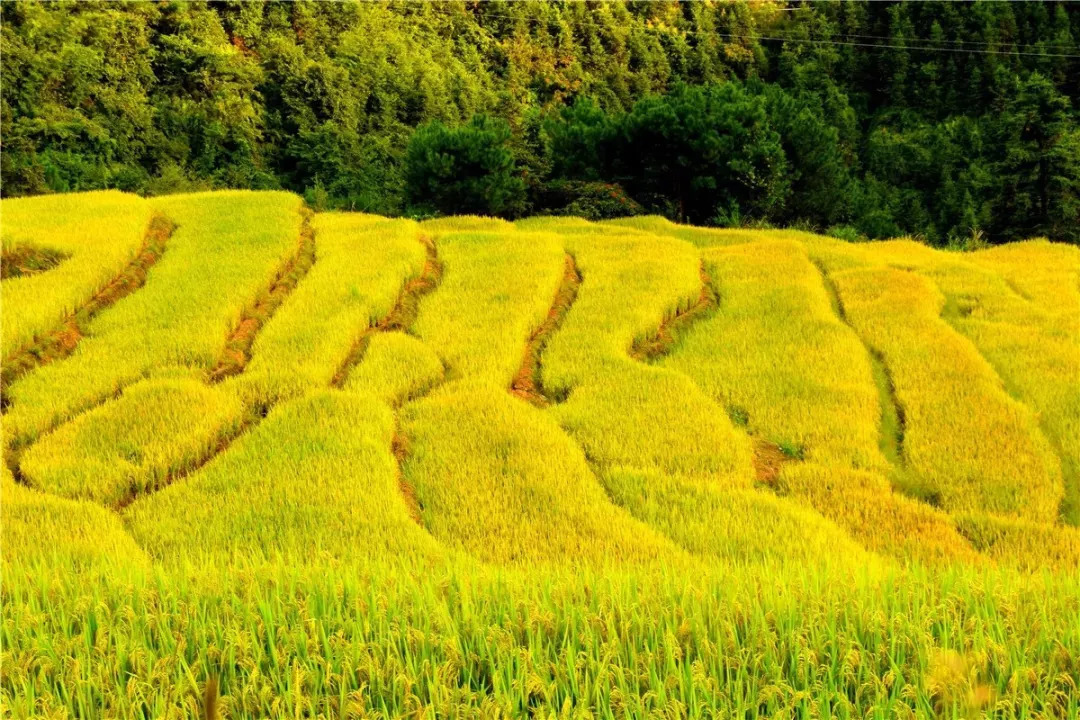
xmin=4 ymin=445 xmax=29 ymax=488
xmin=208 ymin=210 xmax=317 ymax=383
xmin=331 ymin=234 xmax=442 ymax=388
xmin=117 ymin=229 xmax=440 ymax=510
xmin=324 ymin=231 xmax=443 ymax=526
xmin=337 ymin=232 xmax=444 ymax=528
xmin=1 ymin=214 xmax=175 ymax=407
xmin=629 ymin=262 xmax=718 ymax=362
xmin=111 ymin=404 xmax=266 ymax=512
xmin=1 ymin=245 xmax=69 ymax=279
xmin=392 ymin=431 xmax=424 ymax=525
xmin=752 ymin=438 xmax=795 ymax=489
xmin=510 ymin=254 xmax=581 ymax=407
xmin=620 ymin=263 xmax=811 ymax=491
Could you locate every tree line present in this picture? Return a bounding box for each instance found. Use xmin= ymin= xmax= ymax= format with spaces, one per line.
xmin=2 ymin=1 xmax=1077 ymax=245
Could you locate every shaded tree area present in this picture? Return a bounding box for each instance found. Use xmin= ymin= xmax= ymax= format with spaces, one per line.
xmin=2 ymin=1 xmax=1077 ymax=244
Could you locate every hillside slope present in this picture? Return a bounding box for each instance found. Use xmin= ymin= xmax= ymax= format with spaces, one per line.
xmin=2 ymin=192 xmax=1078 ymax=718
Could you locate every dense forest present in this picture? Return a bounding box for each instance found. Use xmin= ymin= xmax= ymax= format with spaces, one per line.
xmin=2 ymin=1 xmax=1077 ymax=245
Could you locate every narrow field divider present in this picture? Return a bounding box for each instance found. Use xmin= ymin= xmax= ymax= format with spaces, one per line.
xmin=115 ymin=223 xmax=440 ymax=512
xmin=1 ymin=213 xmax=175 ymax=408
xmin=335 ymin=235 xmax=444 ymax=530
xmin=809 ymin=257 xmax=907 ymax=471
xmin=510 ymin=253 xmax=581 ymax=406
xmin=208 ymin=211 xmax=317 ymax=383
xmin=331 ymin=235 xmax=442 ymax=389
xmin=112 ymin=403 xmax=259 ymax=512
xmin=629 ymin=261 xmax=718 ymax=363
xmin=391 ymin=429 xmax=424 ymax=525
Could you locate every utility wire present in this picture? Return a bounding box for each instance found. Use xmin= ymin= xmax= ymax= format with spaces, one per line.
xmin=715 ymin=32 xmax=1080 ymax=58
xmin=420 ymin=5 xmax=1080 ymax=59
xmin=777 ymin=29 xmax=1077 ymax=50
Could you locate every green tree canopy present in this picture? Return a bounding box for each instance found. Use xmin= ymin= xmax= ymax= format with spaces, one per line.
xmin=2 ymin=0 xmax=1077 ymax=244
xmin=405 ymin=114 xmax=525 ymax=217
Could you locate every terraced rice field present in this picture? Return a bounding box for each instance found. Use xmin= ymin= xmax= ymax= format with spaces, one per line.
xmin=2 ymin=192 xmax=1079 ymax=719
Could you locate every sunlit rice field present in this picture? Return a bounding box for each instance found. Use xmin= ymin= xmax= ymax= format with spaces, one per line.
xmin=2 ymin=191 xmax=1079 ymax=719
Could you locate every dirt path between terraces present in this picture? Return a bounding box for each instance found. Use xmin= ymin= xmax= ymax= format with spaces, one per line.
xmin=2 ymin=213 xmax=176 ymax=407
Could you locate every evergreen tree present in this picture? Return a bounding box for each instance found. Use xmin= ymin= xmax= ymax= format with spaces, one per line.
xmin=992 ymin=72 xmax=1076 ymax=242
xmin=405 ymin=114 xmax=526 ymax=217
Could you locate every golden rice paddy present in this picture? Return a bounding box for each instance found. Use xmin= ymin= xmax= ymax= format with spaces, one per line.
xmin=2 ymin=193 xmax=1078 ymax=718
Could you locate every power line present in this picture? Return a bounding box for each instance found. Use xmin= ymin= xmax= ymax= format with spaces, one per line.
xmin=717 ymin=32 xmax=1080 ymax=58
xmin=420 ymin=5 xmax=1080 ymax=59
xmin=768 ymin=28 xmax=1078 ymax=51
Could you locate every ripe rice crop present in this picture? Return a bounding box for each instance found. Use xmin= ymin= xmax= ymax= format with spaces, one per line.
xmin=537 ymin=224 xmax=753 ymax=485
xmin=661 ymin=239 xmax=885 ymax=472
xmin=954 ymin=511 xmax=1080 ymax=571
xmin=2 ymin=465 xmax=148 ymax=569
xmin=3 ymin=193 xmax=1079 ymax=718
xmin=400 ymin=382 xmax=680 ymax=565
xmin=831 ymin=265 xmax=1063 ymax=522
xmin=778 ymin=463 xmax=981 ymax=565
xmin=3 ymin=192 xmax=303 ymax=449
xmin=344 ymin=330 xmax=445 ymax=405
xmin=602 ymin=465 xmax=870 ymax=568
xmin=970 ymin=239 xmax=1080 ymax=322
xmin=604 ymin=214 xmax=780 ymax=247
xmin=236 ymin=214 xmax=427 ymax=403
xmin=19 ymin=378 xmax=245 ymax=506
xmin=410 ymin=229 xmax=565 ymax=387
xmin=0 ymin=190 xmax=151 ymax=360
xmin=124 ymin=390 xmax=441 ymax=565
xmin=917 ymin=254 xmax=1080 ymax=526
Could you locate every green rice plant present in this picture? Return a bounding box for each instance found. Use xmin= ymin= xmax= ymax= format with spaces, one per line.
xmin=344 ymin=331 xmax=444 ymax=405
xmin=235 ymin=214 xmax=427 ymax=403
xmin=125 ymin=390 xmax=441 ymax=565
xmin=661 ymin=239 xmax=886 ymax=473
xmin=19 ymin=378 xmax=246 ymax=506
xmin=3 ymin=191 xmax=303 ymax=448
xmin=411 ymin=230 xmax=565 ymax=387
xmin=1 ymin=465 xmax=148 ymax=569
xmin=399 ymin=382 xmax=682 ymax=565
xmin=0 ymin=190 xmax=151 ymax=360
xmin=832 ymin=265 xmax=1063 ymax=522
xmin=3 ymin=557 xmax=1078 ymax=719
